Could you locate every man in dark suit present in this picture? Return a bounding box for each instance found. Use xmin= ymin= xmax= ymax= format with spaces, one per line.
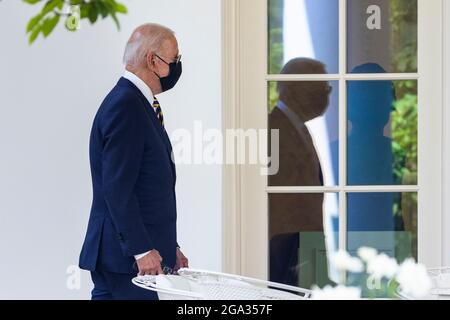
xmin=79 ymin=23 xmax=188 ymax=300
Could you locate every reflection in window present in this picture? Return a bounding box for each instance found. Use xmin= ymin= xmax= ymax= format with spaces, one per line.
xmin=268 ymin=0 xmax=339 ymax=74
xmin=268 ymin=60 xmax=339 ymax=187
xmin=347 ymin=73 xmax=417 ymax=185
xmin=269 ymin=193 xmax=339 ymax=289
xmin=347 ymin=0 xmax=417 ymax=73
xmin=347 ymin=192 xmax=417 ymax=297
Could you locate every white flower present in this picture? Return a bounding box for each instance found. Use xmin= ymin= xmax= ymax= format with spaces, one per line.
xmin=357 ymin=247 xmax=378 ymax=263
xmin=366 ymin=253 xmax=399 ymax=279
xmin=396 ymin=259 xmax=432 ymax=299
xmin=330 ymin=250 xmax=364 ymax=273
xmin=311 ymin=285 xmax=361 ymax=300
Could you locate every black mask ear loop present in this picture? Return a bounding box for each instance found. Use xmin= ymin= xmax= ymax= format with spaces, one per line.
xmin=146 ymin=53 xmax=162 ymax=79
xmin=153 ymin=53 xmax=170 ymax=79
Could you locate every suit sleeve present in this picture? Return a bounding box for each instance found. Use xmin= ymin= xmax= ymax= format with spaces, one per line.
xmin=101 ymin=101 xmax=154 ymax=257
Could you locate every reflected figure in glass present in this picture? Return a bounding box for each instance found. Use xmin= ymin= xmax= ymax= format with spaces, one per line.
xmin=268 ymin=58 xmax=332 ymax=288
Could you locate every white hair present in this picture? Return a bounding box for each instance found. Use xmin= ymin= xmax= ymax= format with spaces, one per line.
xmin=123 ymin=23 xmax=175 ymax=66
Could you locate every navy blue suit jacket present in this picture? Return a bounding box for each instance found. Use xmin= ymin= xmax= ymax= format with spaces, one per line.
xmin=79 ymin=78 xmax=178 ymax=274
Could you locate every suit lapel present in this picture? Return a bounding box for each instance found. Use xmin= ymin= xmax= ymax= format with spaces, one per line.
xmin=142 ymin=99 xmax=173 ymax=153
xmin=140 ymin=97 xmax=176 ymax=179
xmin=117 ymin=78 xmax=176 ymax=178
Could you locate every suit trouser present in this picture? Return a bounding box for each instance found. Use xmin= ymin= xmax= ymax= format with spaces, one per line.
xmin=269 ymin=233 xmax=300 ymax=287
xmin=90 ymin=270 xmax=158 ymax=300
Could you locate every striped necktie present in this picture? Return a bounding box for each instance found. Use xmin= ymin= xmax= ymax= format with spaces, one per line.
xmin=152 ymin=98 xmax=164 ymax=127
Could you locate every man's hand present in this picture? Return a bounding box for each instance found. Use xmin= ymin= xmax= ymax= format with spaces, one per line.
xmin=175 ymin=247 xmax=189 ymax=271
xmin=136 ymin=249 xmax=163 ymax=276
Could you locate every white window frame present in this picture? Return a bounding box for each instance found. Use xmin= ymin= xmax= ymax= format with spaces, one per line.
xmin=222 ymin=0 xmax=444 ymax=278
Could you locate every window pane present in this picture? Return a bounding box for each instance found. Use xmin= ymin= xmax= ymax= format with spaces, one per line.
xmin=347 ymin=192 xmax=418 ymax=296
xmin=269 ymin=193 xmax=339 ymax=289
xmin=347 ymin=0 xmax=417 ymax=73
xmin=268 ymin=80 xmax=338 ymax=186
xmin=268 ymin=0 xmax=339 ymax=74
xmin=347 ymin=80 xmax=417 ymax=185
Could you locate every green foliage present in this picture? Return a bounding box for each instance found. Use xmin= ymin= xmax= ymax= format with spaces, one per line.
xmin=268 ymin=0 xmax=283 ymax=74
xmin=390 ymin=1 xmax=418 ymax=185
xmin=389 ymin=2 xmax=418 ymax=246
xmin=24 ymin=0 xmax=128 ymax=45
xmin=268 ymin=0 xmax=284 ymax=110
xmin=391 ymin=87 xmax=418 ymax=183
xmin=268 ymin=82 xmax=278 ymax=113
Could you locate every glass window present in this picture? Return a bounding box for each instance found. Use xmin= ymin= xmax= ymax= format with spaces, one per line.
xmin=347 ymin=80 xmax=417 ymax=185
xmin=269 ymin=193 xmax=339 ymax=288
xmin=347 ymin=0 xmax=417 ymax=73
xmin=347 ymin=192 xmax=418 ymax=296
xmin=266 ymin=0 xmax=420 ymax=295
xmin=268 ymin=0 xmax=339 ymax=74
xmin=268 ymin=79 xmax=338 ymax=186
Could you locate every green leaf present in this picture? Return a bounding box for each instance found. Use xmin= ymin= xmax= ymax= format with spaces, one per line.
xmin=80 ymin=5 xmax=89 ymax=19
xmin=26 ymin=13 xmax=43 ymax=33
xmin=88 ymin=4 xmax=99 ymax=24
xmin=110 ymin=11 xmax=120 ymax=30
xmin=104 ymin=1 xmax=121 ymax=29
xmin=95 ymin=1 xmax=109 ymax=19
xmin=42 ymin=0 xmax=64 ymax=16
xmin=29 ymin=23 xmax=42 ymax=44
xmin=42 ymin=14 xmax=60 ymax=37
xmin=23 ymin=0 xmax=42 ymax=4
xmin=115 ymin=2 xmax=128 ymax=14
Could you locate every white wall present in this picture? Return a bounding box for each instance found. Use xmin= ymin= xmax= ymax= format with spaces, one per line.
xmin=0 ymin=0 xmax=222 ymax=299
xmin=443 ymin=0 xmax=450 ymax=267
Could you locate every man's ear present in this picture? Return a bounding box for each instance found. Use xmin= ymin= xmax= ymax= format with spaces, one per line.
xmin=146 ymin=52 xmax=156 ymax=70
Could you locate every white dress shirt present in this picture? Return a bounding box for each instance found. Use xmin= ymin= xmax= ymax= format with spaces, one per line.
xmin=276 ymin=100 xmax=306 ymax=134
xmin=123 ymin=70 xmax=158 ymax=109
xmin=122 ymin=70 xmax=155 ymax=261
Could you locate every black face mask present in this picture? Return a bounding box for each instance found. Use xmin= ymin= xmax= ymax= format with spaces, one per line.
xmin=154 ymin=54 xmax=182 ymax=92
